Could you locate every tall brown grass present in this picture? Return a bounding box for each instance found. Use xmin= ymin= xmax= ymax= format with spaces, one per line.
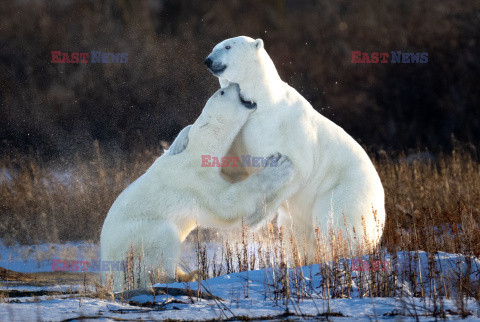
xmin=0 ymin=141 xmax=162 ymax=244
xmin=1 ymin=146 xmax=479 ymax=319
xmin=0 ymin=142 xmax=479 ymax=257
xmin=377 ymin=148 xmax=480 ymax=255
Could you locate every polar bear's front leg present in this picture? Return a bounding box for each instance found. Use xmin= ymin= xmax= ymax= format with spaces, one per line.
xmin=202 ymin=153 xmax=295 ymax=227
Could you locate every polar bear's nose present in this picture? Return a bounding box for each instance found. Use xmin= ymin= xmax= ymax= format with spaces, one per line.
xmin=204 ymin=58 xmax=213 ymax=68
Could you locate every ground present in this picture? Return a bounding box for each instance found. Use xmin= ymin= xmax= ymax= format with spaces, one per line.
xmin=1 ymin=241 xmax=480 ymax=321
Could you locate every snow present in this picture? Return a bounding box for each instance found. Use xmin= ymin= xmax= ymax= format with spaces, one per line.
xmin=0 ymin=241 xmax=99 ymax=273
xmin=2 ymin=284 xmax=479 ymax=321
xmin=1 ymin=241 xmax=480 ymax=320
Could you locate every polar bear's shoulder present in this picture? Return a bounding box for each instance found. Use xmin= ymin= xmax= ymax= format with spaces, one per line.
xmin=276 ymin=85 xmax=317 ymax=121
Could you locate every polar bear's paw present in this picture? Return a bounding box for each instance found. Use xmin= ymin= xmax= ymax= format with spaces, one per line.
xmin=176 ymin=268 xmax=199 ymax=282
xmin=243 ymin=153 xmax=294 ymax=226
xmin=256 ymin=152 xmax=295 ymax=194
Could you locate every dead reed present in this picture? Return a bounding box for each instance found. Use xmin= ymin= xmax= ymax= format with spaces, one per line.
xmin=1 ymin=144 xmax=479 ymax=256
xmin=1 ymin=143 xmax=480 ymax=318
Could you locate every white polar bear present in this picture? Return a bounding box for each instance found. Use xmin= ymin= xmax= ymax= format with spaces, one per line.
xmin=100 ymin=84 xmax=294 ymax=291
xmin=205 ymin=36 xmax=386 ymax=256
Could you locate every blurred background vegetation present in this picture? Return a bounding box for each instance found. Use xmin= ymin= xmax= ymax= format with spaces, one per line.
xmin=1 ymin=0 xmax=480 ymax=245
xmin=1 ymin=0 xmax=479 ymax=160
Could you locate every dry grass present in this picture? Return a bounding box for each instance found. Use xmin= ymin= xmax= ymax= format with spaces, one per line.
xmin=377 ymin=148 xmax=480 ymax=255
xmin=1 ymin=143 xmax=479 ymax=255
xmin=0 ymin=141 xmax=161 ymax=245
xmin=1 ymin=142 xmax=480 ymax=317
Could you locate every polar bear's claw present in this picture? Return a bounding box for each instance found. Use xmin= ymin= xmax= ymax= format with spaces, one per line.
xmin=256 ymin=153 xmax=294 ymax=193
xmin=266 ymin=152 xmax=282 ymax=166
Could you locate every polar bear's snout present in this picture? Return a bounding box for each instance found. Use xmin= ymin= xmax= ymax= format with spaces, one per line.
xmin=204 ymin=57 xmax=213 ymax=68
xmin=204 ymin=56 xmax=226 ymax=75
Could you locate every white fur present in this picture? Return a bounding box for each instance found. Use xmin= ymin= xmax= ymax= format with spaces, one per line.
xmin=100 ymin=85 xmax=294 ymax=291
xmin=206 ymin=36 xmax=386 ymax=256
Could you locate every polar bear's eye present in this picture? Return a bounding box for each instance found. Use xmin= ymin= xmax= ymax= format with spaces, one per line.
xmin=225 ymin=45 xmax=231 ymax=50
xmin=220 ymin=91 xmax=225 ymax=95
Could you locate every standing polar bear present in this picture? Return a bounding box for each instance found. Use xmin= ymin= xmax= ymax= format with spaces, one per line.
xmin=205 ymin=36 xmax=385 ymax=255
xmin=100 ymin=84 xmax=294 ymax=291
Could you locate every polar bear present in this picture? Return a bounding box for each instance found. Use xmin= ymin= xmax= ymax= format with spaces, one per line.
xmin=100 ymin=84 xmax=294 ymax=291
xmin=204 ymin=36 xmax=386 ymax=257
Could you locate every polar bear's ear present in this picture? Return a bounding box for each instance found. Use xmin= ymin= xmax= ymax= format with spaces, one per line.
xmin=168 ymin=125 xmax=192 ymax=156
xmin=254 ymin=38 xmax=264 ymax=50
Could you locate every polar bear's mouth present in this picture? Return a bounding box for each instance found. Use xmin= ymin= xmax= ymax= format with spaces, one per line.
xmin=209 ymin=65 xmax=227 ymax=75
xmin=240 ymin=95 xmax=257 ymax=109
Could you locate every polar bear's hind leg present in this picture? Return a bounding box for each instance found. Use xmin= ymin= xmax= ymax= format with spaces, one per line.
xmin=138 ymin=222 xmax=183 ymax=287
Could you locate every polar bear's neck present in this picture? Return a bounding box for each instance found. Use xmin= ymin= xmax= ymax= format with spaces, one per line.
xmin=238 ymin=52 xmax=285 ymax=106
xmin=188 ymin=119 xmax=243 ymax=159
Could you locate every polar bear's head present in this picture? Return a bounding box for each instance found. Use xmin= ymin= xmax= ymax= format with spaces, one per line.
xmin=204 ymin=36 xmax=266 ymax=88
xmin=174 ymin=84 xmax=256 ymax=156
